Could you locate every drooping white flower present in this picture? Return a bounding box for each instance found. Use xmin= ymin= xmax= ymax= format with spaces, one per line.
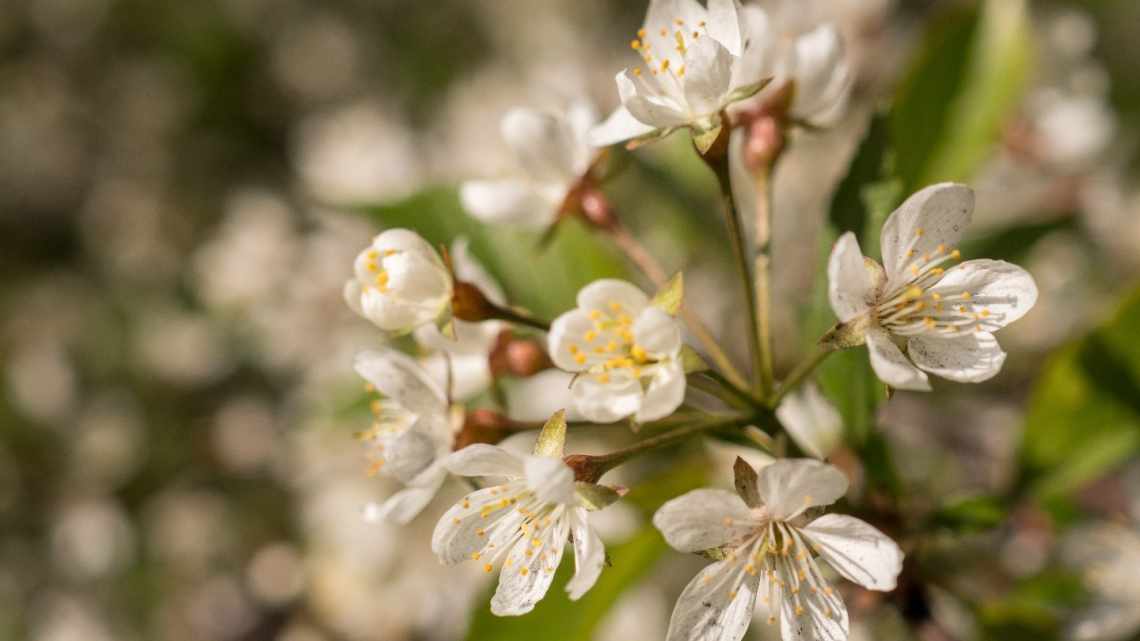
xmin=416 ymin=238 xmax=506 ymax=401
xmin=431 ymin=413 xmax=610 ymax=616
xmin=460 ymin=101 xmax=598 ymax=229
xmin=775 ymin=383 xmax=842 ymax=460
xmin=548 ymin=279 xmax=685 ymax=423
xmin=589 ymin=0 xmax=771 ymax=149
xmin=343 ymin=229 xmax=453 ymax=335
xmin=355 ymin=348 xmax=455 ymax=524
xmin=825 ymin=183 xmax=1038 ymax=391
xmin=1061 ymin=522 xmax=1140 ymax=641
xmin=653 ymin=458 xmax=903 ymax=641
xmin=779 ymin=23 xmax=852 ymax=126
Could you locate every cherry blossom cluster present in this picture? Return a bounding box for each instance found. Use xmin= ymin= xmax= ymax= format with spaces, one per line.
xmin=335 ymin=1 xmax=1039 ymax=640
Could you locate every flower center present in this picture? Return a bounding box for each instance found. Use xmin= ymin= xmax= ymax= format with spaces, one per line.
xmin=356 ymin=387 xmax=419 ymax=477
xmin=465 ymin=486 xmax=564 ymax=576
xmin=566 ymin=302 xmax=657 ymax=383
xmin=361 ymin=248 xmax=400 ymax=294
xmin=629 ymin=19 xmax=709 ymax=83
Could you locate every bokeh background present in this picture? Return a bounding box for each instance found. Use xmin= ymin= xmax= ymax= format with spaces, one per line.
xmin=2 ymin=0 xmax=1139 ymax=640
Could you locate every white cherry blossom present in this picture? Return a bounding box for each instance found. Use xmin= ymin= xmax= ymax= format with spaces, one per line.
xmin=1062 ymin=522 xmax=1140 ymax=641
xmin=776 ymin=383 xmax=842 ymax=460
xmin=653 ymin=458 xmax=903 ymax=641
xmin=343 ymin=229 xmax=453 ymax=335
xmin=416 ymin=238 xmax=506 ymax=401
xmin=431 ymin=414 xmax=609 ymax=616
xmin=825 ymin=183 xmax=1038 ymax=391
xmin=460 ymin=101 xmax=598 ymax=229
xmin=355 ymin=348 xmax=455 ymax=524
xmin=589 ymin=0 xmax=771 ymax=149
xmin=548 ymin=279 xmax=685 ymax=423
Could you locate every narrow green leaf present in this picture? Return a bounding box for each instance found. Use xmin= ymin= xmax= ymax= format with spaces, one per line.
xmin=574 ymin=482 xmax=622 ymax=511
xmin=679 ymin=344 xmax=710 ymax=374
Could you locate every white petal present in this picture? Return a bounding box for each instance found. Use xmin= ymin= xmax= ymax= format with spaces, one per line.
xmin=788 ymin=25 xmax=851 ymax=125
xmin=758 ymin=459 xmax=848 ymax=521
xmin=353 ymin=349 xmax=446 ymax=416
xmin=431 ymin=483 xmax=519 ymax=565
xmin=778 ymin=575 xmax=849 ymax=641
xmin=682 ymin=36 xmax=736 ymax=116
xmin=931 ymin=259 xmax=1039 ymax=331
xmin=504 ymin=370 xmax=581 ymax=423
xmin=665 ymin=560 xmax=759 ymax=641
xmin=644 ymin=0 xmax=708 ymax=70
xmin=732 ymin=5 xmax=776 ymax=88
xmin=373 ymin=228 xmax=439 ymax=258
xmin=572 ymin=375 xmax=643 ymax=423
xmin=501 ymin=107 xmax=580 ymax=181
xmin=636 ymin=361 xmax=687 ymax=422
xmin=865 ymin=327 xmax=930 ymax=391
xmin=523 ymin=455 xmax=576 ymax=505
xmin=578 ymin=278 xmax=650 ymax=316
xmin=653 ymin=488 xmax=755 ymax=553
xmin=706 ymin=0 xmax=744 ymax=55
xmin=617 ymin=70 xmax=690 ymax=130
xmin=384 ymin=250 xmax=453 ymax=306
xmin=491 ymin=512 xmax=570 ymax=615
xmin=880 ymin=183 xmax=974 ymax=284
xmin=801 ymin=514 xmax=904 ymax=591
xmin=459 ymin=179 xmax=556 ymax=227
xmin=342 ymin=279 xmax=364 ymax=316
xmin=564 ymin=99 xmax=599 ymax=173
xmin=418 ymin=350 xmax=492 ymax=402
xmin=548 ymin=309 xmax=595 ymax=372
xmin=907 ymin=332 xmax=1006 ymax=383
xmin=450 ymin=237 xmax=506 ymax=305
xmin=588 ymin=104 xmax=659 ymax=147
xmin=358 ymin=287 xmax=430 ymax=332
xmin=365 ymin=464 xmax=448 ymax=525
xmin=776 ymin=383 xmax=842 ymax=460
xmin=444 ymin=444 xmax=524 ymax=478
xmin=633 ymin=307 xmax=682 ymax=357
xmin=565 ymin=508 xmax=606 ymax=600
xmin=827 ymin=232 xmax=873 ymax=323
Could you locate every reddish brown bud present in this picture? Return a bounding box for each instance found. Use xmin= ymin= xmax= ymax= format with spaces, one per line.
xmin=564 ymin=453 xmax=606 ymax=483
xmin=453 ymin=409 xmax=518 ymax=450
xmin=743 ymin=114 xmax=785 ymax=171
xmin=451 ymin=280 xmax=498 ymax=322
xmin=489 ymin=329 xmax=553 ymax=378
xmin=578 ymin=187 xmax=617 ymax=230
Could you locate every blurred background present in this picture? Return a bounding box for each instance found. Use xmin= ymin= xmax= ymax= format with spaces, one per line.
xmin=1 ymin=0 xmax=1139 ymax=640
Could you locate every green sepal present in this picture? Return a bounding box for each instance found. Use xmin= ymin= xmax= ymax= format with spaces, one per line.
xmin=680 ymin=345 xmax=710 ymax=374
xmin=574 ymin=482 xmax=623 ymax=511
xmin=650 ymin=272 xmax=684 ymax=315
xmin=533 ymin=409 xmax=567 ymax=457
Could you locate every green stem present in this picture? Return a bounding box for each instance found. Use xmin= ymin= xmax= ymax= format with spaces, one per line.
xmin=769 ymin=346 xmax=834 ymax=408
xmin=706 ymin=153 xmax=766 ymax=400
xmin=752 ymin=165 xmax=775 ymax=397
xmin=575 ymin=416 xmax=752 ymax=482
xmin=702 ymin=370 xmax=764 ymax=412
xmin=490 ymin=304 xmax=550 ymax=332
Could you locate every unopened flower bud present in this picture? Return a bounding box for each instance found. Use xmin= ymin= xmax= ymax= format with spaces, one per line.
xmin=453 ymin=408 xmax=518 ymax=450
xmin=743 ymin=114 xmax=785 ymax=171
xmin=344 ymin=229 xmax=453 ymax=335
xmin=578 ymin=187 xmax=617 ymax=230
xmin=489 ymin=330 xmax=553 ymax=377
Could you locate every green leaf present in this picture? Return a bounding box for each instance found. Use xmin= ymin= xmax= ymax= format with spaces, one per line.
xmin=650 ymin=271 xmax=684 ymax=315
xmin=679 ymin=344 xmax=709 ymax=374
xmin=930 ymin=494 xmax=1009 ymax=534
xmin=1020 ymin=287 xmax=1140 ymax=499
xmin=891 ymin=0 xmax=1032 ymax=193
xmin=533 ymin=409 xmax=567 ymax=458
xmin=356 ymin=187 xmax=628 ymax=319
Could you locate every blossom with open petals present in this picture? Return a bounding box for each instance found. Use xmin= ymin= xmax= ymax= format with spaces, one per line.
xmin=431 ymin=413 xmax=609 ymax=616
xmin=590 ymin=0 xmax=770 ymax=149
xmin=356 ymin=348 xmax=455 ymax=524
xmin=460 ymin=101 xmax=597 ymax=229
xmin=654 ymin=458 xmax=903 ymax=641
xmin=1062 ymin=522 xmax=1140 ymax=641
xmin=825 ymin=183 xmax=1038 ymax=391
xmin=343 ymin=229 xmax=453 ymax=335
xmin=548 ymin=279 xmax=685 ymax=423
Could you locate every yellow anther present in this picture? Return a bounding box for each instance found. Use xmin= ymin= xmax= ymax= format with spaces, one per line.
xmin=453 ymin=517 xmax=461 ymax=525
xmin=980 ymin=309 xmax=991 ymax=318
xmin=605 ymin=341 xmax=618 ymax=352
xmin=795 ymin=606 xmax=805 ymax=616
xmin=936 ymin=243 xmax=947 ymax=254
xmin=631 ymin=345 xmax=649 ymax=362
xmin=483 ymin=563 xmax=493 ymax=573
xmin=659 ymin=27 xmax=667 ymax=36
xmin=915 ymin=228 xmax=925 ymax=237
xmin=584 ymin=330 xmax=598 ymax=342
xmin=370 ymin=399 xmax=382 ymax=414
xmin=674 ymin=18 xmax=684 ymax=25
xmin=588 ymin=310 xmax=603 ymax=320
xmin=660 ymin=59 xmax=670 ymax=72
xmin=950 ymin=249 xmax=962 ymax=259
xmin=366 ymin=249 xmax=379 ymax=260
xmin=768 ymin=616 xmax=777 ymax=625
xmin=462 ymin=499 xmax=470 ymax=509
xmin=531 ymin=538 xmax=542 ymax=547
xmin=728 ymin=589 xmax=737 ymax=598
xmin=931 ymin=267 xmax=944 ymax=276
xmin=374 ymin=270 xmax=390 ymax=291
xmin=633 ymin=67 xmax=643 ymax=76
xmin=631 ymin=39 xmax=641 ymax=50
xmin=698 ymin=20 xmax=706 ymax=27
xmin=574 ymin=353 xmax=587 ymax=365
xmin=596 ymin=373 xmax=611 ymax=384
xmin=617 ymin=314 xmax=632 ymax=325
xmin=931 ymin=292 xmax=942 ymax=301
xmin=722 ymin=516 xmax=733 ymax=526
xmin=520 ymin=567 xmax=529 ymax=576
xmin=923 ymin=317 xmax=935 ymax=328
xmin=677 ymin=66 xmax=685 ymax=77
xmin=637 ymin=28 xmax=646 ymax=38
xmin=745 ymin=564 xmax=757 ymax=576
xmin=961 ymin=291 xmax=972 ymax=300
xmin=471 ymin=552 xmax=481 ymax=560
xmin=366 ymin=261 xmax=379 ymax=272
